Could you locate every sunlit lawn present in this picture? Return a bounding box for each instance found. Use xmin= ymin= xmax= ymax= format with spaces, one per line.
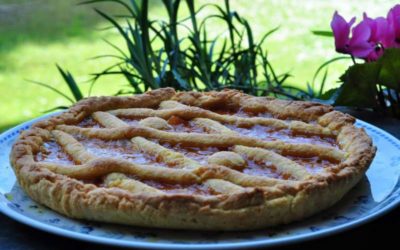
xmin=0 ymin=0 xmax=396 ymax=131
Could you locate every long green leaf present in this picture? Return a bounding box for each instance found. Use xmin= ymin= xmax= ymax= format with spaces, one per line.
xmin=27 ymin=79 xmax=75 ymax=104
xmin=42 ymin=106 xmax=70 ymax=113
xmin=79 ymin=0 xmax=137 ymax=18
xmin=56 ymin=64 xmax=83 ymax=101
xmin=258 ymin=26 xmax=280 ymax=47
xmin=102 ymin=38 xmax=128 ymax=58
xmin=311 ymin=56 xmax=349 ymax=89
xmin=318 ymin=68 xmax=329 ymax=97
xmin=312 ymin=30 xmax=334 ymax=37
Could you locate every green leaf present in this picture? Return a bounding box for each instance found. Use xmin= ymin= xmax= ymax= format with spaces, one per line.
xmin=27 ymin=79 xmax=75 ymax=104
xmin=311 ymin=56 xmax=349 ymax=89
xmin=79 ymin=0 xmax=137 ymax=18
xmin=120 ymin=69 xmax=143 ymax=94
xmin=56 ymin=66 xmax=83 ymax=102
xmin=172 ymin=69 xmax=190 ymax=90
xmin=312 ymin=30 xmax=334 ymax=37
xmin=102 ymin=38 xmax=128 ymax=58
xmin=258 ymin=26 xmax=279 ymax=47
xmin=318 ymin=68 xmax=329 ymax=97
xmin=334 ymin=62 xmax=380 ymax=108
xmin=377 ymin=48 xmax=400 ymax=91
xmin=42 ymin=106 xmax=70 ymax=113
xmin=319 ymin=87 xmax=340 ymax=103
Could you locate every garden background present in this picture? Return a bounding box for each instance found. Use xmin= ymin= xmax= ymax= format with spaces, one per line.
xmin=0 ymin=0 xmax=396 ymax=132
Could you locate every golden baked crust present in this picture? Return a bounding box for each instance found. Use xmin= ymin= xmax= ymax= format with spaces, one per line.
xmin=10 ymin=88 xmax=376 ymax=230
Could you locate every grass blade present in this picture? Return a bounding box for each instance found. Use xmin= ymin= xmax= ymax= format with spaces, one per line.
xmin=312 ymin=30 xmax=334 ymax=37
xmin=79 ymin=0 xmax=137 ymax=18
xmin=27 ymin=79 xmax=75 ymax=104
xmin=56 ymin=64 xmax=84 ymax=101
xmin=318 ymin=68 xmax=329 ymax=97
xmin=311 ymin=56 xmax=349 ymax=89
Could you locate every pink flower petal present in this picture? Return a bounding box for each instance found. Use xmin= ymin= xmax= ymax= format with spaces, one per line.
xmin=387 ymin=4 xmax=400 ymax=21
xmin=388 ymin=4 xmax=400 ymax=40
xmin=349 ymin=42 xmax=374 ymax=58
xmin=331 ymin=11 xmax=354 ymax=52
xmin=363 ymin=13 xmax=395 ymax=48
xmin=349 ymin=21 xmax=371 ymax=46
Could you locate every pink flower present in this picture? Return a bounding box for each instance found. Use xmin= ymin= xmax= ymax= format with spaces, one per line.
xmin=387 ymin=4 xmax=400 ymax=47
xmin=331 ymin=11 xmax=355 ymax=54
xmin=330 ymin=5 xmax=400 ymax=61
xmin=363 ymin=13 xmax=395 ymax=61
xmin=363 ymin=14 xmax=394 ymax=47
xmin=331 ymin=11 xmax=374 ymax=59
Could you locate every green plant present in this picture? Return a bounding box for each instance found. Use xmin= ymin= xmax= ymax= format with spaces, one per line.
xmin=312 ymin=6 xmax=400 ymax=117
xmin=334 ymin=48 xmax=400 ymax=117
xmin=36 ymin=0 xmax=317 ymax=105
xmin=91 ymin=0 xmax=309 ymax=97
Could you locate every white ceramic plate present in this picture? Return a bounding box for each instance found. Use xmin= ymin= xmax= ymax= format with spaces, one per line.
xmin=0 ymin=113 xmax=399 ymax=249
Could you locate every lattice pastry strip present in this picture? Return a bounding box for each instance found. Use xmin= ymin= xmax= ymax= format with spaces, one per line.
xmin=192 ymin=118 xmax=238 ymax=135
xmin=233 ymin=145 xmax=312 ymax=180
xmin=105 ymin=173 xmax=164 ymax=194
xmin=51 ymin=130 xmax=95 ymax=164
xmin=203 ymin=179 xmax=244 ymax=193
xmin=131 ymin=137 xmax=202 ymax=169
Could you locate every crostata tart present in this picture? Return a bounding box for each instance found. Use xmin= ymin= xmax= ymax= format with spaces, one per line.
xmin=10 ymin=88 xmax=376 ymax=230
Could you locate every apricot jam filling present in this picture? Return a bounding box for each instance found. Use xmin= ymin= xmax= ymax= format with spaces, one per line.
xmin=35 ymin=140 xmax=74 ymax=165
xmin=161 ymin=143 xmax=222 ymax=165
xmin=141 ymin=179 xmax=215 ymax=195
xmin=166 ymin=116 xmax=205 ymax=133
xmin=242 ymin=158 xmax=293 ymax=180
xmin=285 ymin=155 xmax=338 ymax=174
xmin=225 ymin=124 xmax=337 ymax=147
xmin=119 ymin=117 xmax=141 ymax=127
xmin=209 ymin=106 xmax=273 ymax=118
xmin=78 ymin=138 xmax=169 ymax=167
xmin=84 ymin=176 xmax=216 ymax=195
xmin=77 ymin=117 xmax=102 ymax=128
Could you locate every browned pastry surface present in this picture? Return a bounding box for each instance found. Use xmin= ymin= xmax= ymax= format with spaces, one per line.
xmin=10 ymin=88 xmax=376 ymax=230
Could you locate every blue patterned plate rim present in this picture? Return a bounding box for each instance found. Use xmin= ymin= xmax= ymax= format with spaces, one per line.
xmin=0 ymin=113 xmax=399 ymax=249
